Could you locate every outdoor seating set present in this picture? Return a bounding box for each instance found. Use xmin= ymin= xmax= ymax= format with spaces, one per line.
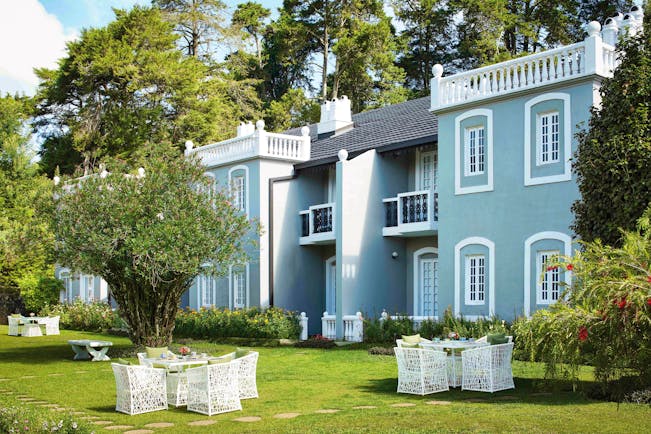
xmin=395 ymin=333 xmax=514 ymax=394
xmin=112 ymin=346 xmax=258 ymax=416
xmin=7 ymin=314 xmax=60 ymax=337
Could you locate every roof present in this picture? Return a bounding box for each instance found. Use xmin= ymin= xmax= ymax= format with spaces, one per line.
xmin=285 ymin=96 xmax=438 ymax=169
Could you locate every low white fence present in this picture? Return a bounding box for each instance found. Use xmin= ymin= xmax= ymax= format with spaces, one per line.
xmin=321 ymin=311 xmax=364 ymax=342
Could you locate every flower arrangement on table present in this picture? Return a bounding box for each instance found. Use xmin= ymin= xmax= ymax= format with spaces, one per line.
xmin=448 ymin=331 xmax=459 ymax=340
xmin=179 ymin=346 xmax=190 ymax=356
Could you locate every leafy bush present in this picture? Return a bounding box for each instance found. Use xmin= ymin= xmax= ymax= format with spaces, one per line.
xmin=0 ymin=396 xmax=92 ymax=433
xmin=368 ymin=346 xmax=394 ymax=356
xmin=18 ymin=276 xmax=62 ymax=314
xmin=40 ymin=299 xmax=122 ymax=332
xmin=514 ymin=207 xmax=651 ymax=395
xmin=294 ymin=334 xmax=336 ymax=349
xmin=363 ymin=307 xmax=509 ymax=343
xmin=174 ymin=306 xmax=301 ymax=340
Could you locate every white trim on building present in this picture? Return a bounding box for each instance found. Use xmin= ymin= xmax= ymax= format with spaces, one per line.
xmin=454 ymin=237 xmax=495 ymax=317
xmin=454 ymin=108 xmax=494 ymax=195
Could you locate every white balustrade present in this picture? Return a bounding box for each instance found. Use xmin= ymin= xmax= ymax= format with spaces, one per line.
xmin=320 ymin=311 xmax=364 ymax=342
xmin=431 ymin=23 xmax=620 ymax=111
xmin=299 ymin=312 xmax=308 ymax=341
xmin=186 ymin=126 xmax=311 ymax=166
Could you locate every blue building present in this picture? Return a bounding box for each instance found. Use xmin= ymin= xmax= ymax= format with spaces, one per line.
xmin=58 ymin=8 xmax=644 ymax=340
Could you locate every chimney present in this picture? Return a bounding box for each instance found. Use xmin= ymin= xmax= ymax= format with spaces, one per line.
xmin=317 ymin=96 xmax=353 ymax=138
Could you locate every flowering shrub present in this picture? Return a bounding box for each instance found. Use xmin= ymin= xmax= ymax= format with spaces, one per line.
xmin=40 ymin=300 xmax=123 ymax=332
xmin=0 ymin=396 xmax=92 ymax=433
xmin=294 ymin=334 xmax=336 ymax=349
xmin=513 ymin=207 xmax=651 ymax=394
xmin=174 ymin=306 xmax=301 ymax=340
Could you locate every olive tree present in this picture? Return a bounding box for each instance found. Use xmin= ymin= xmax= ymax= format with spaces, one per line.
xmin=53 ymin=147 xmax=252 ymax=346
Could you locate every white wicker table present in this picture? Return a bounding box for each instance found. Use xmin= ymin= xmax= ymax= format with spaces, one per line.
xmin=68 ymin=340 xmax=113 ymax=361
xmin=420 ymin=340 xmax=488 ymax=387
xmin=20 ymin=317 xmax=47 ymax=337
xmin=144 ymin=356 xmax=214 ymax=407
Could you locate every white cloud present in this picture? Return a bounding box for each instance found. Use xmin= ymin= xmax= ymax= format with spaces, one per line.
xmin=0 ymin=0 xmax=76 ymax=95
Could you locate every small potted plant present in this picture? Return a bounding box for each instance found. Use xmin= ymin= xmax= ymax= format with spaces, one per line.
xmin=179 ymin=346 xmax=190 ymax=358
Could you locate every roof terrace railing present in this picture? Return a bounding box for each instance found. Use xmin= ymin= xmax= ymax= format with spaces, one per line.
xmin=430 ymin=21 xmax=620 ymax=112
xmin=185 ymin=121 xmax=311 ymax=167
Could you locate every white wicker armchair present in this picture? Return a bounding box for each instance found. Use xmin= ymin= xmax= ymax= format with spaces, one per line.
xmin=7 ymin=316 xmax=22 ymax=336
xmin=137 ymin=352 xmax=152 ymax=367
xmin=185 ymin=361 xmax=242 ymax=416
xmin=213 ymin=351 xmax=259 ymax=399
xmin=394 ymin=347 xmax=449 ymax=395
xmin=461 ymin=342 xmax=515 ymax=393
xmin=112 ymin=363 xmax=168 ymax=415
xmin=43 ymin=316 xmax=60 ymax=335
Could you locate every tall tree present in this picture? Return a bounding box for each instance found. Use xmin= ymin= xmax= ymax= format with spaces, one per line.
xmin=0 ymin=94 xmax=55 ymax=301
xmin=34 ymin=6 xmax=248 ymax=175
xmin=232 ymin=1 xmax=271 ymax=68
xmin=572 ymin=10 xmax=651 ymax=246
xmin=391 ymin=0 xmax=455 ymax=94
xmin=53 ymin=145 xmax=252 ymax=345
xmin=153 ymin=0 xmax=227 ymax=59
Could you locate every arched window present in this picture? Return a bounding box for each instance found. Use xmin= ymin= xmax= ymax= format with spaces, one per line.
xmin=413 ymin=247 xmax=439 ymax=317
xmin=454 ymin=237 xmax=495 ymax=318
xmin=228 ymin=165 xmax=249 ymax=214
xmin=230 ymin=263 xmax=249 ymax=309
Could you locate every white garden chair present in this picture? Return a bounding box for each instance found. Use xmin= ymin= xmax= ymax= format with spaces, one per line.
xmin=394 ymin=347 xmax=449 ymax=395
xmin=212 ymin=351 xmax=259 ymax=399
xmin=111 ymin=363 xmax=168 ymax=415
xmin=461 ymin=342 xmax=515 ymax=393
xmin=43 ymin=316 xmax=60 ymax=335
xmin=137 ymin=352 xmax=153 ymax=367
xmin=185 ymin=361 xmax=242 ymax=416
xmin=7 ymin=316 xmax=22 ymax=336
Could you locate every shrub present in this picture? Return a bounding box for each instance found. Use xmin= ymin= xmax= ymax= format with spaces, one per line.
xmin=516 ymin=206 xmax=651 ymax=395
xmin=18 ymin=276 xmax=62 ymax=314
xmin=0 ymin=396 xmax=92 ymax=433
xmin=294 ymin=334 xmax=336 ymax=349
xmin=174 ymin=306 xmax=301 ymax=340
xmin=40 ymin=299 xmax=122 ymax=332
xmin=363 ymin=307 xmax=510 ymax=343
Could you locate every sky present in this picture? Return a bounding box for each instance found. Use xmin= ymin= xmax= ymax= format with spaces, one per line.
xmin=0 ymin=0 xmax=283 ymax=96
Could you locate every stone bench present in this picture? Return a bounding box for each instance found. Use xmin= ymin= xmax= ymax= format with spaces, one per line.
xmin=68 ymin=340 xmax=113 ymax=361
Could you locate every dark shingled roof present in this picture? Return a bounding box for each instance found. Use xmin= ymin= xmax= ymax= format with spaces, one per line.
xmin=285 ymin=96 xmax=438 ymax=168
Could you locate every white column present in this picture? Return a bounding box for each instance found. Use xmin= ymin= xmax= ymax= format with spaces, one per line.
xmin=299 ymin=312 xmax=308 ymax=341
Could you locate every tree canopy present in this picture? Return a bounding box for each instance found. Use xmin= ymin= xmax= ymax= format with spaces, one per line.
xmin=572 ymin=9 xmax=651 ymax=246
xmin=53 ymin=145 xmax=253 ymax=345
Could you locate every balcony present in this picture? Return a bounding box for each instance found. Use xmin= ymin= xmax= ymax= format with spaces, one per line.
xmin=383 ymin=190 xmax=438 ymax=237
xmin=430 ymin=25 xmax=618 ymax=112
xmin=299 ymin=203 xmax=335 ymax=245
xmin=185 ymin=122 xmax=311 ymax=167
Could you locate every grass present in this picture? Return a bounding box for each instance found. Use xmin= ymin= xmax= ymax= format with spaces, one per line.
xmin=0 ymin=326 xmax=649 ymax=433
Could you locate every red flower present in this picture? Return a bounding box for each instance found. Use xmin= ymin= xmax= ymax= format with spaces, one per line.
xmin=647 ymin=298 xmax=651 ymax=306
xmin=578 ymin=326 xmax=588 ymax=342
xmin=566 ymin=263 xmax=574 ymax=271
xmin=646 ymin=276 xmax=651 ymax=283
xmin=617 ymin=298 xmax=627 ymax=309
xmin=546 ymin=265 xmax=558 ymax=271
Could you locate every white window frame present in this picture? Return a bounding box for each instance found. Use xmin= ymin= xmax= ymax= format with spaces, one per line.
xmin=536 ymin=250 xmax=561 ymax=304
xmin=454 ymin=109 xmax=494 ymax=195
xmin=228 ymin=165 xmax=249 ymax=215
xmin=536 ymin=111 xmax=560 ymax=165
xmin=198 ymin=274 xmax=217 ymax=307
xmin=416 ymin=150 xmax=437 ymax=191
xmin=60 ymin=271 xmax=71 ymax=303
xmin=523 ymin=231 xmax=573 ymax=316
xmin=454 ymin=237 xmax=495 ymax=316
xmin=464 ymin=126 xmax=485 ymax=176
xmin=464 ymin=255 xmax=486 ymax=305
xmin=229 ymin=263 xmax=249 ymax=309
xmin=85 ymin=276 xmax=94 ymax=301
xmin=524 ymin=93 xmax=572 ymax=186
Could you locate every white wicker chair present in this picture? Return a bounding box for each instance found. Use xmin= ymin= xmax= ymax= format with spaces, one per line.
xmin=213 ymin=351 xmax=259 ymax=399
xmin=394 ymin=347 xmax=449 ymax=395
xmin=7 ymin=316 xmax=22 ymax=336
xmin=185 ymin=361 xmax=242 ymax=416
xmin=43 ymin=316 xmax=60 ymax=335
xmin=112 ymin=363 xmax=168 ymax=415
xmin=461 ymin=342 xmax=515 ymax=393
xmin=137 ymin=352 xmax=153 ymax=367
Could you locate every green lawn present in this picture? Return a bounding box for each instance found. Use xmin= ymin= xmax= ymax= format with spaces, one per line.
xmin=0 ymin=326 xmax=648 ymax=433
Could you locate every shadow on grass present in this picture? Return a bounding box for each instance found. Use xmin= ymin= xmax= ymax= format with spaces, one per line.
xmin=0 ymin=343 xmax=135 ymax=366
xmin=87 ymin=405 xmax=116 ymax=414
xmin=357 ymin=376 xmax=600 ymax=406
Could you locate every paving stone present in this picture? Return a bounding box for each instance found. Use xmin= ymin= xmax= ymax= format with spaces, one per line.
xmin=81 ymin=416 xmax=100 ymax=420
xmin=464 ymin=398 xmax=487 ymax=403
xmin=187 ymin=420 xmax=217 ymax=426
xmin=103 ymin=425 xmax=134 ymax=430
xmin=92 ymin=420 xmax=114 ymax=425
xmin=233 ymin=416 xmax=261 ymax=422
xmin=352 ymin=406 xmax=377 ymax=410
xmin=123 ymin=430 xmax=154 ymax=434
xmin=20 ymin=376 xmax=36 ymax=379
xmin=54 ymin=407 xmax=70 ymax=412
xmin=425 ymin=400 xmax=452 ymax=406
xmin=74 ymin=371 xmax=88 ymax=374
xmin=48 ymin=373 xmax=64 ymax=377
xmin=17 ymin=397 xmax=35 ymax=401
xmin=0 ymin=378 xmax=10 ymax=381
xmin=143 ymin=422 xmax=174 ymax=428
xmin=314 ymin=409 xmax=339 ymax=414
xmin=71 ymin=411 xmax=86 ymax=415
xmin=273 ymin=413 xmax=301 ymax=419
xmin=43 ymin=404 xmax=60 ymax=408
xmin=29 ymin=401 xmax=48 ymax=405
xmin=390 ymin=403 xmax=416 ymax=408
